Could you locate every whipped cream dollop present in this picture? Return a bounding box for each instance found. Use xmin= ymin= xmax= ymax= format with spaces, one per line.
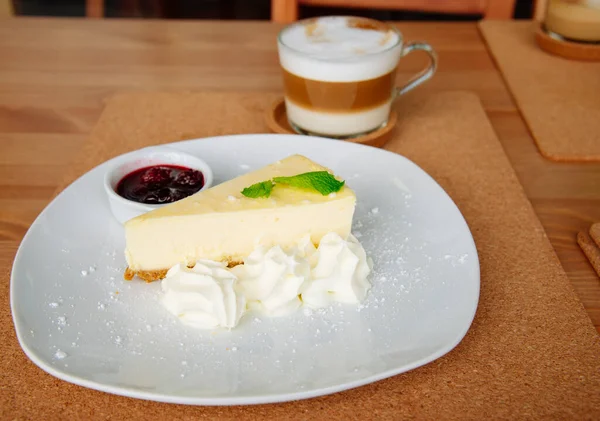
xmin=160 ymin=233 xmax=372 ymax=329
xmin=232 ymin=244 xmax=311 ymax=317
xmin=161 ymin=260 xmax=246 ymax=329
xmin=301 ymin=233 xmax=372 ymax=308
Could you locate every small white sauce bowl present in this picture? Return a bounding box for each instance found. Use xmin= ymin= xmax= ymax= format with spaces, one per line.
xmin=104 ymin=146 xmax=213 ymax=224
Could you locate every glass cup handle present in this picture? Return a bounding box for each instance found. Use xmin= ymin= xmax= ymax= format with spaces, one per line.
xmin=395 ymin=41 xmax=438 ymax=98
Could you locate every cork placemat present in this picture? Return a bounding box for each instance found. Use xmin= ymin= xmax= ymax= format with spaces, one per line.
xmin=4 ymin=91 xmax=600 ymax=419
xmin=578 ymin=223 xmax=600 ymax=278
xmin=479 ymin=21 xmax=600 ymax=162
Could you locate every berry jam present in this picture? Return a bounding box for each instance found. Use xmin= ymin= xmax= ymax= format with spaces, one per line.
xmin=116 ymin=165 xmax=204 ymax=205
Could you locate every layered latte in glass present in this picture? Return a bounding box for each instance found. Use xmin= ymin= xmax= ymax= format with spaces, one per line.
xmin=277 ymin=17 xmax=403 ymax=138
xmin=544 ymin=0 xmax=600 ymax=42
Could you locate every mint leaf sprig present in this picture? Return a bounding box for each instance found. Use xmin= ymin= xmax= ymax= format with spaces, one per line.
xmin=273 ymin=172 xmax=345 ymax=196
xmin=241 ymin=180 xmax=275 ymax=198
xmin=241 ymin=171 xmax=344 ymax=198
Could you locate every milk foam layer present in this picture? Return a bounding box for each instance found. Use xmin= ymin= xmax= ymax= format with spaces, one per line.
xmin=286 ymin=99 xmax=392 ymax=136
xmin=278 ymin=17 xmax=402 ymax=82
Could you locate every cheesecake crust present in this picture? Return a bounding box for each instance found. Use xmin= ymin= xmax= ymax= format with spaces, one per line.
xmin=124 ymin=267 xmax=168 ymax=283
xmin=124 ymin=260 xmax=243 ymax=283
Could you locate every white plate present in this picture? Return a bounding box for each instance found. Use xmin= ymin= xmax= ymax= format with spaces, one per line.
xmin=11 ymin=134 xmax=479 ymax=405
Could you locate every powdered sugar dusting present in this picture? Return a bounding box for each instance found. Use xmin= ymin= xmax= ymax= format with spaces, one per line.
xmin=54 ymin=349 xmax=67 ymax=359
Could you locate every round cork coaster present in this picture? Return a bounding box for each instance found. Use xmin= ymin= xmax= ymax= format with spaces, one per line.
xmin=535 ymin=24 xmax=600 ymax=62
xmin=265 ymin=98 xmax=396 ymax=148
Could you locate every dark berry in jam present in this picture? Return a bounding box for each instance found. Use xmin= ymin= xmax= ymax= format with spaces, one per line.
xmin=140 ymin=166 xmax=172 ymax=187
xmin=116 ymin=165 xmax=204 ymax=205
xmin=174 ymin=169 xmax=204 ymax=188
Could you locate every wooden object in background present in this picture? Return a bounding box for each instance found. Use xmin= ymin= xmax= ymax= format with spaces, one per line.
xmin=534 ymin=0 xmax=548 ymax=20
xmin=271 ymin=0 xmax=517 ymax=22
xmin=85 ymin=0 xmax=162 ymax=18
xmin=0 ymin=0 xmax=13 ymax=17
xmin=578 ymin=223 xmax=600 ymax=279
xmin=272 ymin=0 xmax=299 ymax=22
xmin=86 ymin=0 xmax=103 ymax=17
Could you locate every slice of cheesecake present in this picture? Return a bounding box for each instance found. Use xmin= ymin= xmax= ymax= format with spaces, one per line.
xmin=124 ymin=154 xmax=356 ymax=282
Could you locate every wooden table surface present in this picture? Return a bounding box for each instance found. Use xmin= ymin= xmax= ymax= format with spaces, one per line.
xmin=0 ymin=18 xmax=599 ymax=335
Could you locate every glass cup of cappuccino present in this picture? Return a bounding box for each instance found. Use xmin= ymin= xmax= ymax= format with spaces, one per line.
xmin=277 ymin=16 xmax=437 ymax=139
